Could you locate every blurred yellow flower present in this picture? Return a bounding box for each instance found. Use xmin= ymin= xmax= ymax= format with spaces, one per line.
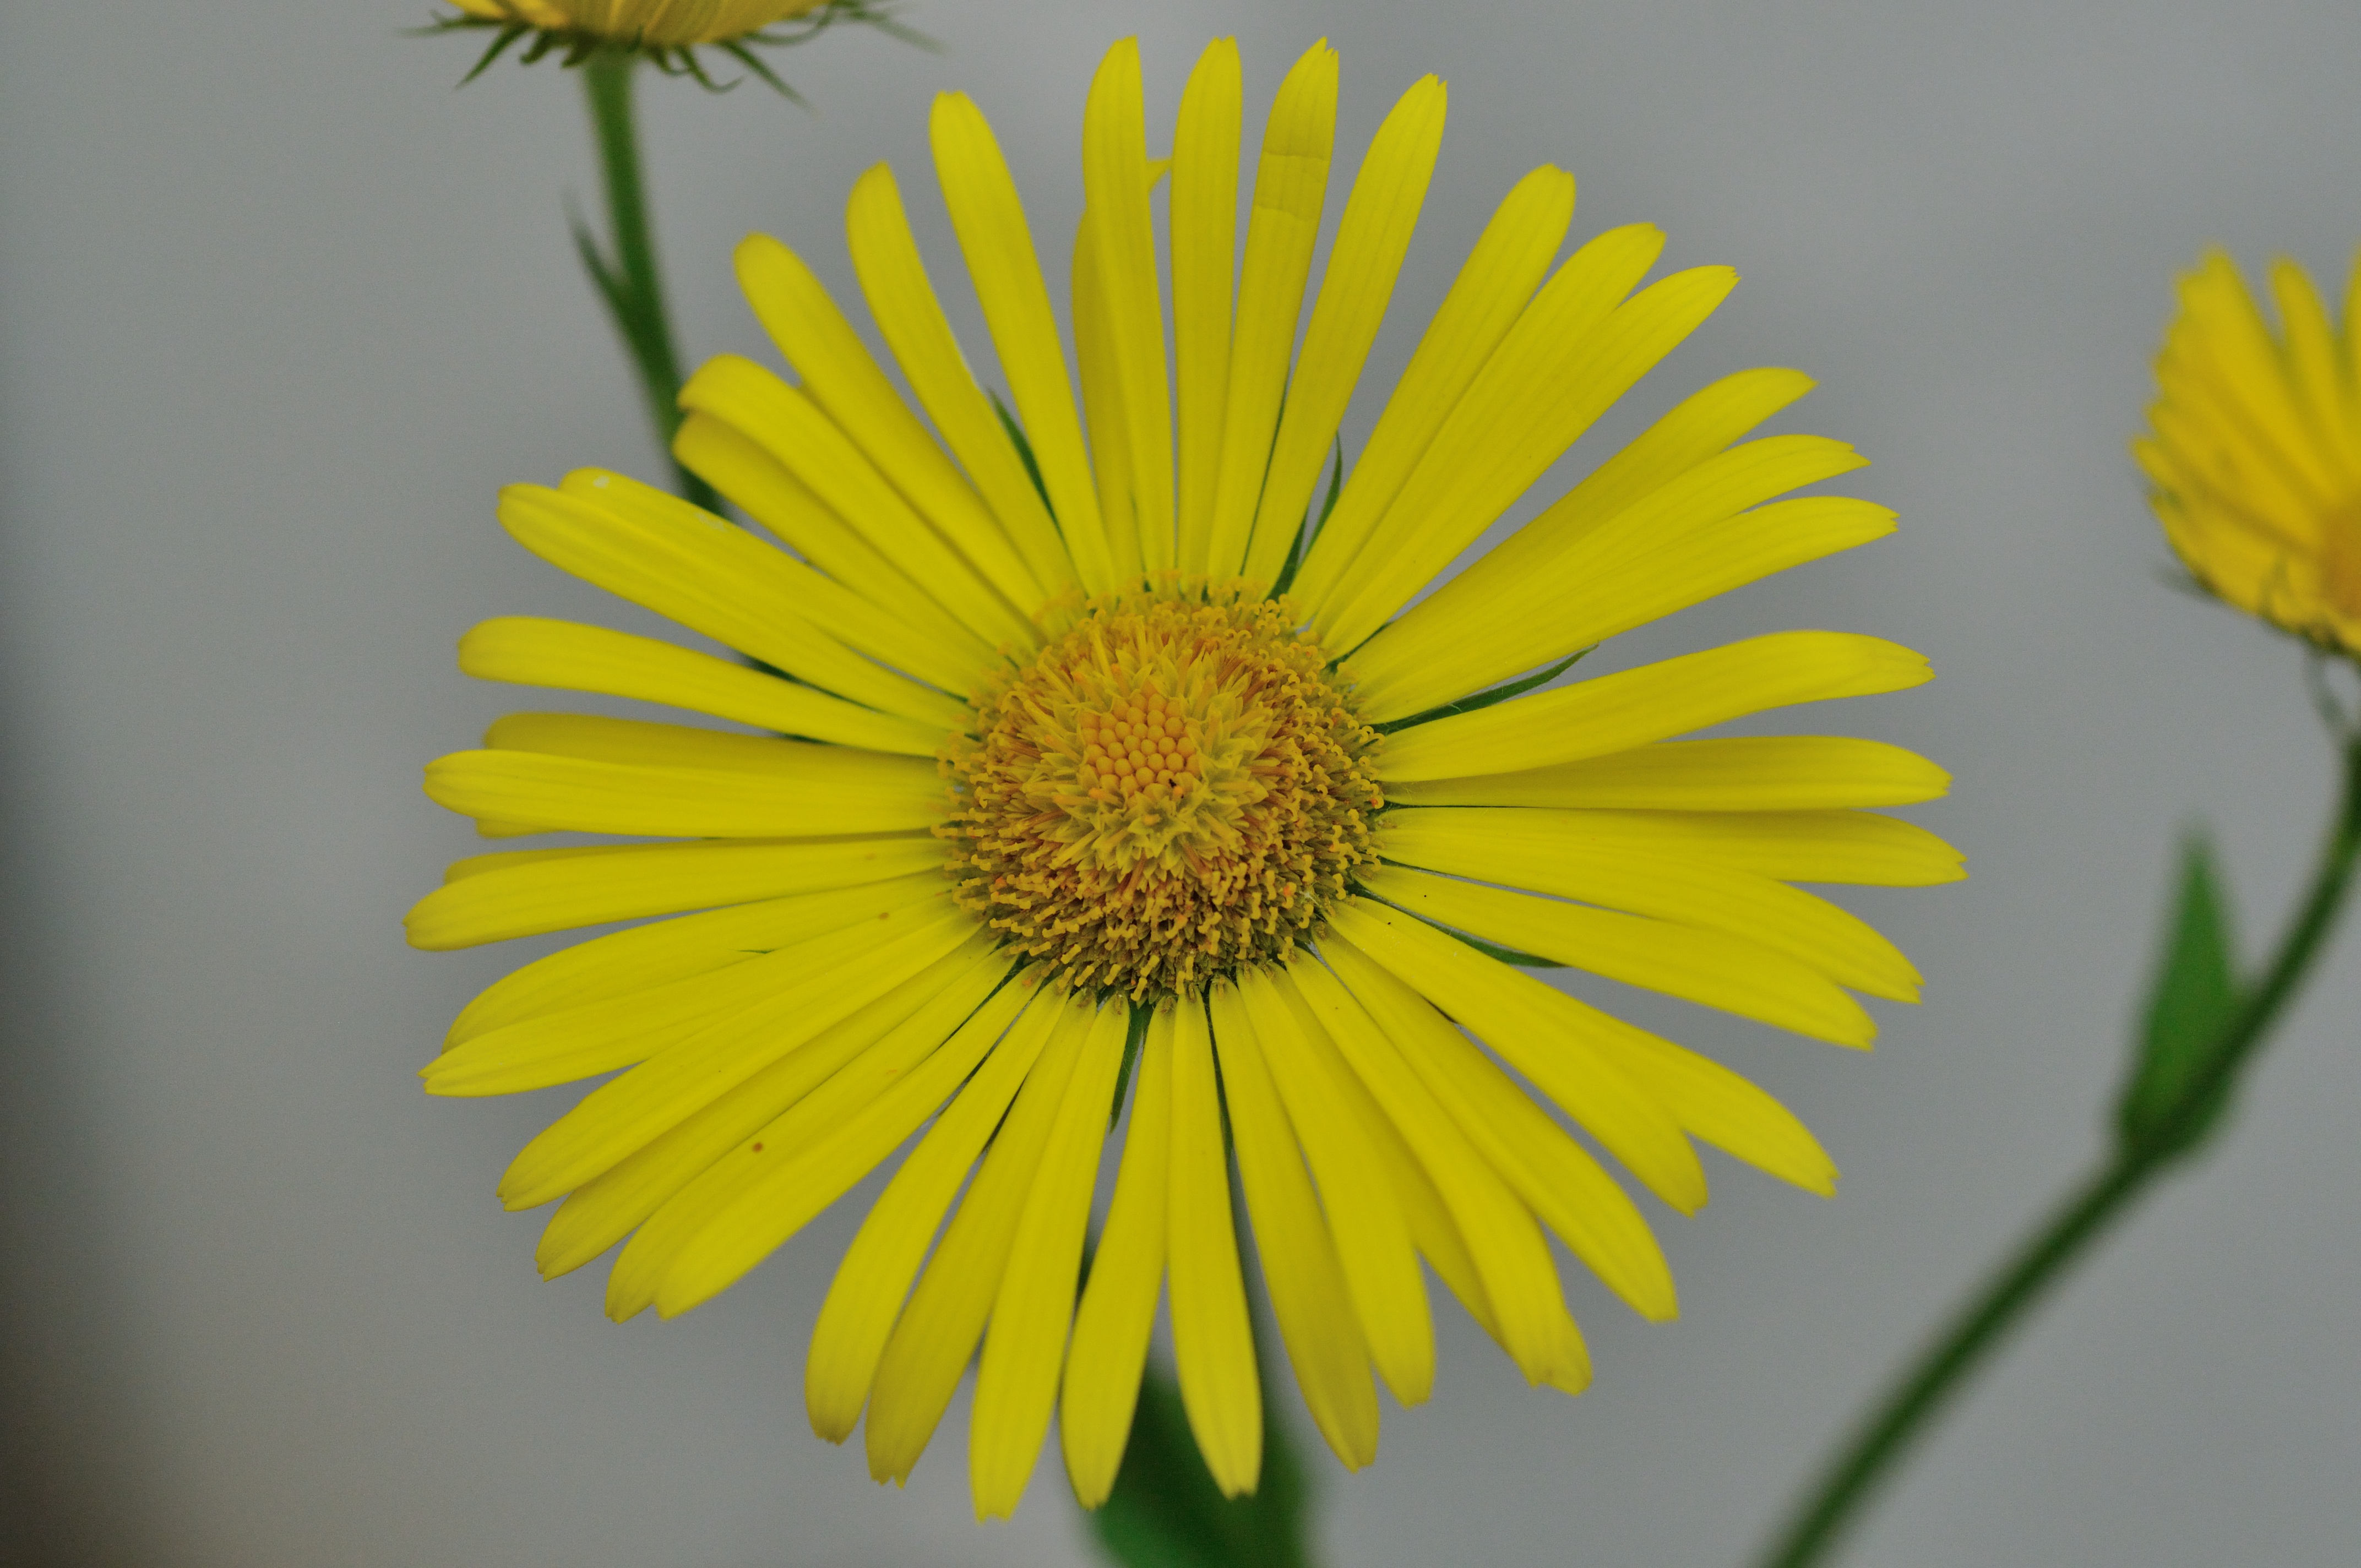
xmin=2140 ymin=249 xmax=2361 ymax=653
xmin=449 ymin=0 xmax=825 ymax=49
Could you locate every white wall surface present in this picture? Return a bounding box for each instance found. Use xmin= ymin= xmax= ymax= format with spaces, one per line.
xmin=3 ymin=3 xmax=2358 ymax=1565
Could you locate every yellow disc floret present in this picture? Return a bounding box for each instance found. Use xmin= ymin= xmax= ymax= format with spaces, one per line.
xmin=942 ymin=579 xmax=1384 ymax=1000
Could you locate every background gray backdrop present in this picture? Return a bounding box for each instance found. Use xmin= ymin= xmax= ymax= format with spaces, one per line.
xmin=5 ymin=2 xmax=2358 ymax=1564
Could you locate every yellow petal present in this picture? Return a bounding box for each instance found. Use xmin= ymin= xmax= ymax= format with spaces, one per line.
xmin=498 ymin=476 xmax=967 ymax=729
xmin=1245 ymin=967 xmax=1433 ymax=1406
xmin=1171 ymin=39 xmax=1243 ymax=575
xmin=589 ymin=949 xmax=1006 ymax=1305
xmin=1352 ymin=433 xmax=1877 ymax=718
xmin=443 ymin=879 xmax=901 ymax=1046
xmin=1204 ymin=40 xmax=1339 ymax=579
xmin=1081 ymin=40 xmax=1176 ymax=574
xmin=1282 ymin=964 xmax=1499 ymax=1353
xmin=457 ymin=616 xmax=943 ymax=756
xmin=438 ymin=843 xmax=625 ymax=881
xmin=493 ymin=898 xmax=974 ymax=1208
xmin=670 ymin=410 xmax=1011 ymax=676
xmin=1325 ymin=901 xmax=1706 ymax=1212
xmin=1208 ymin=980 xmax=1379 ymax=1469
xmin=535 ymin=935 xmax=1004 ymax=1284
xmin=1367 ymin=862 xmax=1874 ymax=1047
xmin=804 ymin=985 xmax=1062 ymax=1444
xmin=677 ymin=355 xmax=1032 ymax=651
xmin=1383 ymin=734 xmax=1951 ymax=813
xmin=1401 ymin=805 xmax=1964 ymax=886
xmin=1343 ymin=908 xmax=1837 ymax=1197
xmin=865 ymin=997 xmax=1097 ymax=1484
xmin=1350 ymin=911 xmax=1823 ymax=1195
xmin=2176 ymin=252 xmax=2337 ymax=500
xmin=1375 ymin=812 xmax=1921 ymax=1001
xmin=556 ymin=464 xmax=997 ymax=696
xmin=1319 ymin=933 xmax=1672 ymax=1323
xmin=1581 ymin=1020 xmax=1839 ymax=1196
xmin=422 ymin=747 xmax=939 ymax=840
xmin=972 ymin=1001 xmax=1130 ymax=1519
xmin=407 ymin=833 xmax=941 ymax=950
xmin=931 ymin=92 xmax=1115 ymax=592
xmin=1416 ymin=364 xmax=1817 ymax=617
xmin=1062 ymin=1010 xmax=1173 ymax=1510
xmin=1376 ymin=493 xmax=1895 ymax=722
xmin=460 ymin=710 xmax=930 ymax=837
xmin=1378 ymin=631 xmax=1932 ymax=783
xmin=1287 ymin=957 xmax=1588 ymax=1389
xmin=2150 ymin=355 xmax=2320 ymax=545
xmin=1290 ymin=164 xmax=1576 ymax=609
xmin=425 ymin=875 xmax=951 ymax=1095
xmin=1242 ymin=74 xmax=1448 ymax=587
xmin=843 ymin=162 xmax=1078 ymax=599
xmin=2344 ymin=245 xmax=2361 ymax=409
xmin=482 ymin=710 xmax=863 ymax=770
xmin=1316 ymin=236 xmax=1723 ymax=650
xmin=1165 ymin=998 xmax=1263 ymax=1495
xmin=1071 ymin=210 xmax=1144 ymax=584
xmin=735 ymin=232 xmax=1048 ymax=616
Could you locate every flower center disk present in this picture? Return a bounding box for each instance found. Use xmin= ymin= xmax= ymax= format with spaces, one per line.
xmin=942 ymin=581 xmax=1384 ymax=1000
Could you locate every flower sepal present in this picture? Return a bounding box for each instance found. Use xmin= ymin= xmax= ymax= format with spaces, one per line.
xmin=422 ymin=0 xmax=930 ymax=94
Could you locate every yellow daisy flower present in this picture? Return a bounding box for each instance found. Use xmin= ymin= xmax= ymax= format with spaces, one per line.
xmin=411 ymin=35 xmax=1960 ymax=1520
xmin=2140 ymin=248 xmax=2361 ymax=654
xmin=447 ymin=0 xmax=826 ymax=50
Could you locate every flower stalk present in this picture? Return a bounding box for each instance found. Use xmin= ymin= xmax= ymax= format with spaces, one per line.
xmin=574 ymin=50 xmax=718 ymax=511
xmin=1755 ymin=728 xmax=2361 ymax=1568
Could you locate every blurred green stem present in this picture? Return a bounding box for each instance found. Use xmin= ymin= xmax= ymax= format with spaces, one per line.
xmin=577 ymin=50 xmax=719 ymax=510
xmin=1755 ymin=732 xmax=2361 ymax=1568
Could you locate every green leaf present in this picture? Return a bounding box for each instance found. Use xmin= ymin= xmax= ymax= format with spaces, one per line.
xmin=2115 ymin=832 xmax=2245 ymax=1157
xmin=1089 ymin=1362 xmax=1315 ymax=1568
xmin=1370 ymin=647 xmax=1594 ymax=735
xmin=565 ymin=208 xmax=629 ymax=323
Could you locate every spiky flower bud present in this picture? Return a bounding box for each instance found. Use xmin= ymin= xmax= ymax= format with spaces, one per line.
xmin=446 ymin=1 xmax=825 ymax=49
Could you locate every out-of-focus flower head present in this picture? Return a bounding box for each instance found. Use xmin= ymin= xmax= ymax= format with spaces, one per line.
xmin=2140 ymin=249 xmax=2361 ymax=656
xmin=433 ymin=0 xmax=921 ymax=89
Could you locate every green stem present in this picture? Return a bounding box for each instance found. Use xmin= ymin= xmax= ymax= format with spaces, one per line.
xmin=1755 ymin=733 xmax=2361 ymax=1568
xmin=578 ymin=50 xmax=719 ymax=511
